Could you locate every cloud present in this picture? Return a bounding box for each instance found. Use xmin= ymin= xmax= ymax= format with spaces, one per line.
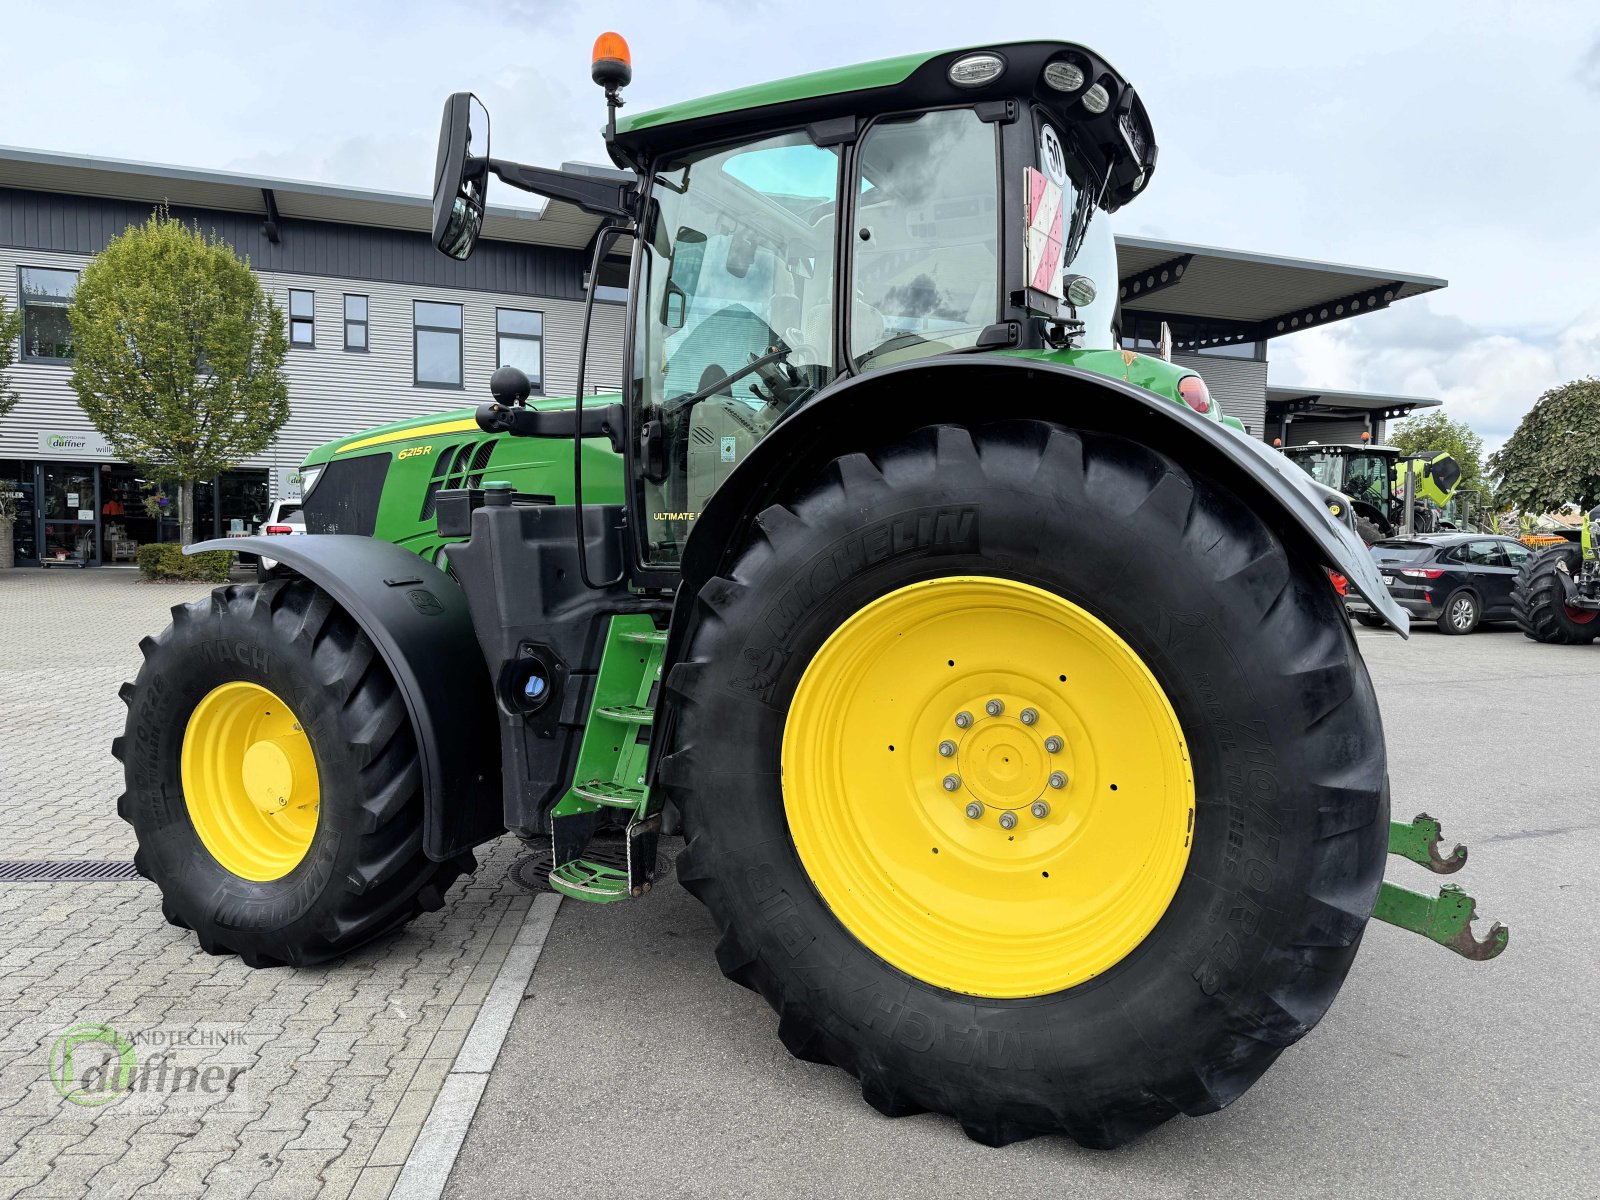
xmin=1271 ymin=299 xmax=1600 ymax=451
xmin=1580 ymin=37 xmax=1600 ymax=93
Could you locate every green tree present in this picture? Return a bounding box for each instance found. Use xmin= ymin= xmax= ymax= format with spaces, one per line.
xmin=1488 ymin=378 xmax=1600 ymax=513
xmin=0 ymin=295 xmax=21 ymax=421
xmin=67 ymin=210 xmax=289 ymax=544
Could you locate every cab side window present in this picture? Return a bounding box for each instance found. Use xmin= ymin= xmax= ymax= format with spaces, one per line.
xmin=850 ymin=108 xmax=1000 ymax=369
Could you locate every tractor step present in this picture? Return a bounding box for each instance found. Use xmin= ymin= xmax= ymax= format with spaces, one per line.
xmin=548 ymin=857 xmax=633 ymax=903
xmin=1376 ymin=813 xmax=1508 ymax=960
xmin=620 ymin=628 xmax=669 ymax=645
xmin=595 ymin=704 xmax=653 ymax=725
xmin=570 ymin=779 xmax=648 ymax=809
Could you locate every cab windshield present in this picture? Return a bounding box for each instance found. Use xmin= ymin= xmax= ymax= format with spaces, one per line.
xmin=633 ymin=130 xmax=841 ymax=566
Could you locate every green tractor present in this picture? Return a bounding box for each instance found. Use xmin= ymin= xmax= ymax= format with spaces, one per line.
xmin=1280 ymin=440 xmax=1461 ymax=543
xmin=1512 ymin=506 xmax=1600 ymax=644
xmin=115 ymin=36 xmax=1508 ymax=1148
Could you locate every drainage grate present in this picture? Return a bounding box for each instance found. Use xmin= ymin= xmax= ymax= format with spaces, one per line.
xmin=509 ymin=840 xmax=628 ymax=893
xmin=0 ymin=861 xmax=143 ymax=883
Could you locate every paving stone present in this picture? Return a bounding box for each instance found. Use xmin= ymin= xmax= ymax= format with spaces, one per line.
xmin=0 ymin=571 xmax=538 ymax=1200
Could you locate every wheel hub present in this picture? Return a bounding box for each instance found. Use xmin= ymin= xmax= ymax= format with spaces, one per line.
xmin=782 ymin=576 xmax=1195 ymax=998
xmin=945 ymin=696 xmax=1058 ymax=817
xmin=181 ymin=682 xmax=321 ymax=881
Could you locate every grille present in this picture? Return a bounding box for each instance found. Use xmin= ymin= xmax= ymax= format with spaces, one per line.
xmin=0 ymin=861 xmax=142 ymax=883
xmin=420 ymin=438 xmax=500 ymax=522
xmin=302 ymin=453 xmax=392 ymax=537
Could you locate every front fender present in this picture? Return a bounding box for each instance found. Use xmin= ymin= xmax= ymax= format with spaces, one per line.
xmin=188 ymin=534 xmax=502 ymax=859
xmin=674 ymin=356 xmax=1407 ymax=638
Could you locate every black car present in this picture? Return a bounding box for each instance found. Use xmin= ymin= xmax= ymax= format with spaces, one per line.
xmin=1347 ymin=534 xmax=1533 ymax=634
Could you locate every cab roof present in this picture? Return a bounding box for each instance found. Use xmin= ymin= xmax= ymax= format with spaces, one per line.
xmin=611 ymin=40 xmax=1157 ymax=211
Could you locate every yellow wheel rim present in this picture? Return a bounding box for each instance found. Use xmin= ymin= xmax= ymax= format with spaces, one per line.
xmin=782 ymin=577 xmax=1194 ymax=998
xmin=181 ymin=682 xmax=321 ymax=881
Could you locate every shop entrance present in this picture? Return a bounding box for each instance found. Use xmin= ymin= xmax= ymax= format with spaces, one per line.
xmin=39 ymin=462 xmax=100 ymax=567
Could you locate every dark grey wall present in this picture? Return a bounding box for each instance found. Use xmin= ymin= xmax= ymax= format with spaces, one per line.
xmin=0 ymin=186 xmax=587 ymax=299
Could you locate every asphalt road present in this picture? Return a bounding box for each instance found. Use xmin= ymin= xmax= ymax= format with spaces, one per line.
xmin=445 ymin=622 xmax=1600 ymax=1200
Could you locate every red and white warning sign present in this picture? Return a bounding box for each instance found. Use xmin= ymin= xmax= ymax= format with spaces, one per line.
xmin=1025 ymin=166 xmax=1066 ymax=299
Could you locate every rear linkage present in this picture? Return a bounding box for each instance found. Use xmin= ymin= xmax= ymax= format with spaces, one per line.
xmin=1376 ymin=814 xmax=1509 ymax=960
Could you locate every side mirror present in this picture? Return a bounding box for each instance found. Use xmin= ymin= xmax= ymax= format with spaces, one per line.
xmin=432 ymin=93 xmax=491 ymax=261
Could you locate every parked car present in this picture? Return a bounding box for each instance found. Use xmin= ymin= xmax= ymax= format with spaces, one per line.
xmin=1347 ymin=534 xmax=1533 ymax=634
xmin=257 ymin=499 xmax=305 ymax=580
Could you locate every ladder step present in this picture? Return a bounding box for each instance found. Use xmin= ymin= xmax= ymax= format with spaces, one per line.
xmin=571 ymin=780 xmax=647 ymax=810
xmin=595 ymin=704 xmax=652 ymax=725
xmin=620 ymin=629 xmax=668 ymax=645
xmin=549 ymin=858 xmax=632 ymax=904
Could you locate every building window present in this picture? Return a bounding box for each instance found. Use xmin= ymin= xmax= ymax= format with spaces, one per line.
xmin=414 ymin=300 xmax=463 ymax=388
xmin=288 ymin=289 xmax=315 ymax=347
xmin=19 ymin=267 xmax=78 ymax=361
xmin=344 ymin=294 xmax=368 ymax=351
xmin=496 ymin=309 xmax=542 ymax=390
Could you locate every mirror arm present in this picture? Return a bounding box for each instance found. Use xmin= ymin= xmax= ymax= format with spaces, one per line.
xmin=486 ymin=158 xmax=635 ymax=220
xmin=475 ymin=401 xmax=627 ymax=455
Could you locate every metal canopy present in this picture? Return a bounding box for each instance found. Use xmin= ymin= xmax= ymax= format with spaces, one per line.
xmin=1265 ymin=385 xmax=1441 ymax=426
xmin=1116 ymin=234 xmax=1446 ymax=351
xmin=0 ymin=144 xmax=610 ymax=251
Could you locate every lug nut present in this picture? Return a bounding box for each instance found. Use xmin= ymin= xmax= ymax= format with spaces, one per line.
xmin=1048 ymin=771 xmax=1067 ymax=790
xmin=998 ymin=810 xmax=1018 ymax=830
xmin=1044 ymin=736 xmax=1063 ymax=754
xmin=943 ymin=774 xmax=961 ymax=792
xmin=964 ymin=801 xmax=984 ymax=820
xmin=1019 ymin=707 xmax=1038 ymax=726
xmin=985 ymin=699 xmax=1004 ymax=717
xmin=954 ymin=711 xmax=973 ymax=729
xmin=1030 ymin=800 xmax=1051 ymax=819
xmin=938 ymin=740 xmax=957 ymax=758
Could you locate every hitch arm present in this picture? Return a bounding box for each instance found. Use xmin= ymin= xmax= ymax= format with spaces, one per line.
xmin=1388 ymin=813 xmax=1467 ymax=873
xmin=1374 ymin=881 xmax=1509 ymax=961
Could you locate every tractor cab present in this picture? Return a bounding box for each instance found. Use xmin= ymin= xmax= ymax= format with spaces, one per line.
xmin=1283 ymin=443 xmax=1399 ymax=513
xmin=432 ymin=39 xmax=1167 ymax=577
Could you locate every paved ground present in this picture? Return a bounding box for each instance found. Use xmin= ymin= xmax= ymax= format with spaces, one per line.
xmin=447 ymin=620 xmax=1600 ymax=1200
xmin=0 ymin=570 xmax=540 ymax=1199
xmin=2 ymin=571 xmax=1596 ymax=1198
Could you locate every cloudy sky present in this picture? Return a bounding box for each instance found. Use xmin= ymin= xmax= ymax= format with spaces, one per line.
xmin=8 ymin=0 xmax=1597 ymax=447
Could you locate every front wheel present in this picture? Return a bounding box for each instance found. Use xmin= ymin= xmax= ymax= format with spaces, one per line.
xmin=663 ymin=422 xmax=1388 ymax=1147
xmin=1512 ymin=545 xmax=1598 ymax=644
xmin=115 ymin=578 xmax=475 ymax=967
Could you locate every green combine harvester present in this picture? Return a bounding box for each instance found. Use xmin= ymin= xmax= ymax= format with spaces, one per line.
xmin=116 ymin=36 xmax=1508 ymax=1148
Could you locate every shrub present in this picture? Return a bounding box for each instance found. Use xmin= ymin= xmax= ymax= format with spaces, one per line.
xmin=136 ymin=544 xmax=234 ymax=582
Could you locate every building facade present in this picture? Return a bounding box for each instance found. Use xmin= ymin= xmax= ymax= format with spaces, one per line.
xmin=1 ymin=146 xmax=1445 ymax=566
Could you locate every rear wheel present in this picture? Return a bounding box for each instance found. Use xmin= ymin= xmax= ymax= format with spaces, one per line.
xmin=115 ymin=578 xmax=475 ymax=967
xmin=1512 ymin=545 xmax=1598 ymax=644
xmin=664 ymin=422 xmax=1388 ymax=1147
xmin=1438 ymin=589 xmax=1480 ymax=635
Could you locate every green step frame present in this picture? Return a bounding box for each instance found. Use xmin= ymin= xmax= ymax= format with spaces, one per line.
xmin=547 ymin=614 xmax=664 ymax=902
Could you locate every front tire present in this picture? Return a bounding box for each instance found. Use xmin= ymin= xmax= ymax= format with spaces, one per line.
xmin=1512 ymin=545 xmax=1598 ymax=644
xmin=114 ymin=578 xmax=475 ymax=967
xmin=663 ymin=422 xmax=1388 ymax=1147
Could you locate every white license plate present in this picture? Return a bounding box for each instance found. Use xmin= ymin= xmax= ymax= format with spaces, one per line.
xmin=1381 ymin=574 xmax=1395 ymax=586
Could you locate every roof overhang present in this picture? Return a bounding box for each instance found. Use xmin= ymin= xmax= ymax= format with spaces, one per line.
xmin=0 ymin=144 xmax=612 ymax=251
xmin=1265 ymin=385 xmax=1442 ymax=424
xmin=1116 ymin=234 xmax=1446 ymax=351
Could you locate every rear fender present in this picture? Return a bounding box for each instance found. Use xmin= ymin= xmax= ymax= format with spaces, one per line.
xmin=188 ymin=534 xmax=502 ymax=860
xmin=669 ymin=356 xmax=1408 ymax=665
